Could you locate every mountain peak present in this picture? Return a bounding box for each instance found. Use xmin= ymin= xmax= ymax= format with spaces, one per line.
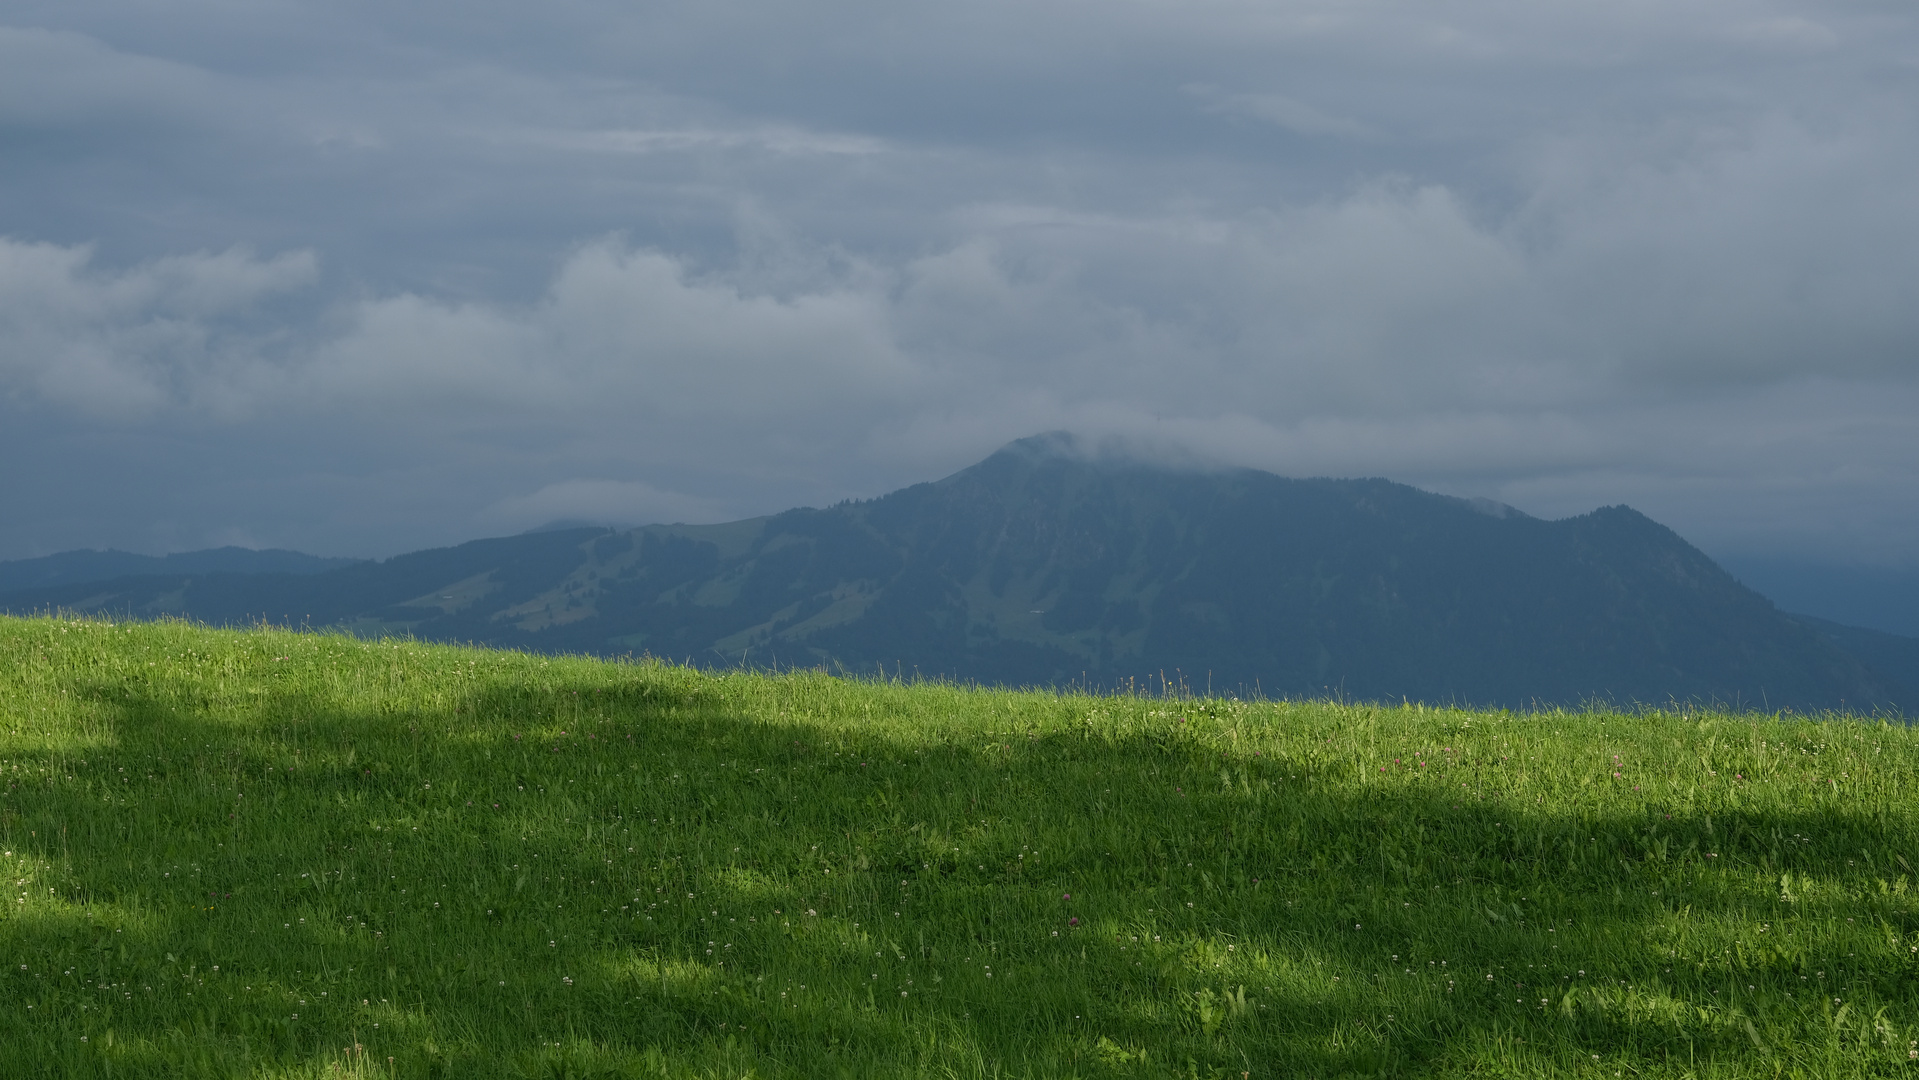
xmin=996 ymin=430 xmax=1088 ymax=461
xmin=971 ymin=430 xmax=1239 ymax=478
xmin=1457 ymin=496 xmax=1529 ymax=520
xmin=3 ymin=437 xmax=1900 ymax=711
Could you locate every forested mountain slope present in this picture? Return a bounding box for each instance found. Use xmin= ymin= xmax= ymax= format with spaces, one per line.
xmin=3 ymin=435 xmax=1903 ymax=711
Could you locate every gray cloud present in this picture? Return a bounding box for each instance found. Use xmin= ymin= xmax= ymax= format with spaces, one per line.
xmin=0 ymin=0 xmax=1915 ymax=572
xmin=1185 ymin=85 xmax=1381 ymax=140
xmin=0 ymin=239 xmax=315 ymax=416
xmin=483 ymin=478 xmax=730 ymax=533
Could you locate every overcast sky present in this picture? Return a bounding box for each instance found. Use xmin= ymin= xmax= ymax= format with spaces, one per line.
xmin=2 ymin=0 xmax=1916 ymax=572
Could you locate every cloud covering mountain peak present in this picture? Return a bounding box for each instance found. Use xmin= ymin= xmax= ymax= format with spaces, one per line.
xmin=0 ymin=0 xmax=1914 ymax=570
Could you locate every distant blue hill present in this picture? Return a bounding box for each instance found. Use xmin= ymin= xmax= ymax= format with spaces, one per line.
xmin=1786 ymin=614 xmax=1919 ymax=711
xmin=0 ymin=547 xmax=363 ymax=595
xmin=1 ymin=435 xmax=1911 ymax=713
xmin=1718 ymin=557 xmax=1919 ymax=638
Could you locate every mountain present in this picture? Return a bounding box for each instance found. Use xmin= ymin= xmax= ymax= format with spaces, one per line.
xmin=1787 ymin=615 xmax=1919 ymax=705
xmin=0 ymin=546 xmax=363 ymax=594
xmin=0 ymin=434 xmax=1905 ymax=712
xmin=1718 ymin=556 xmax=1919 ymax=638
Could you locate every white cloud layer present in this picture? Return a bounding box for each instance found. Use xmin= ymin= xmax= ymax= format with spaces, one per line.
xmin=0 ymin=239 xmax=314 ymax=416
xmin=0 ymin=0 xmax=1915 ymax=568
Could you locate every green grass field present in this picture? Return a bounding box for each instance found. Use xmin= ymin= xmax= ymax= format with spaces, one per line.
xmin=2 ymin=614 xmax=1917 ymax=1078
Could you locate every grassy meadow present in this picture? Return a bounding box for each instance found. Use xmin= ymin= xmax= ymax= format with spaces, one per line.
xmin=2 ymin=614 xmax=1917 ymax=1077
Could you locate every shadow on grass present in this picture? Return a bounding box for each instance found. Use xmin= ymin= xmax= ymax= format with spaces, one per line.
xmin=1 ymin=665 xmax=1915 ymax=1076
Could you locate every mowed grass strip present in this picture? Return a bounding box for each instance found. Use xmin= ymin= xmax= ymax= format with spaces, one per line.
xmin=1 ymin=614 xmax=1916 ymax=1078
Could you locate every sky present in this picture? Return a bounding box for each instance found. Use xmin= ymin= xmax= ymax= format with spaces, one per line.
xmin=3 ymin=1 xmax=1917 ymax=585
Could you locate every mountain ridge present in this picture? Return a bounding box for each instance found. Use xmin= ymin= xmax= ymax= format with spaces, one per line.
xmin=0 ymin=546 xmax=363 ymax=594
xmin=2 ymin=435 xmax=1909 ymax=712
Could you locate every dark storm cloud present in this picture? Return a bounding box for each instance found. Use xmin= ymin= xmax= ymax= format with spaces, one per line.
xmin=1 ymin=1 xmax=1915 ymax=569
